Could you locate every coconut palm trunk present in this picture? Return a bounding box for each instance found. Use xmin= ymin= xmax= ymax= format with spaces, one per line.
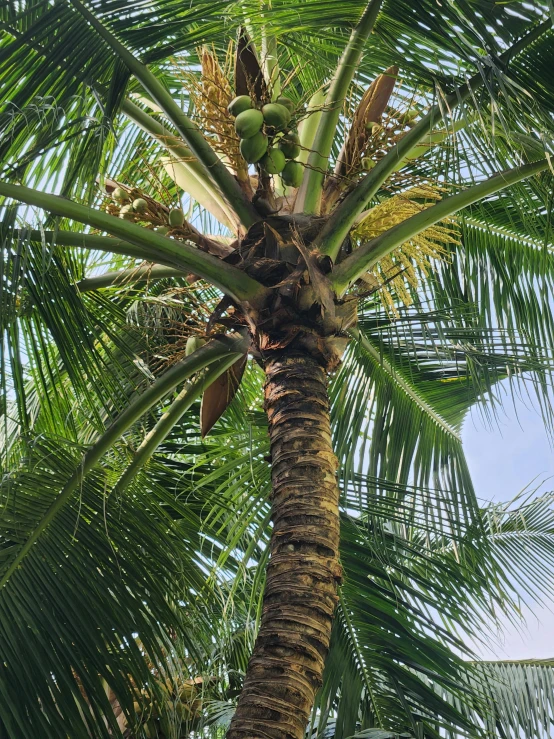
xmin=228 ymin=351 xmax=341 ymax=739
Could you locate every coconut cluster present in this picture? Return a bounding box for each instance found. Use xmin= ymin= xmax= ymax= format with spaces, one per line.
xmin=110 ymin=186 xmax=184 ymax=234
xmin=132 ymin=676 xmax=204 ymax=737
xmin=227 ymin=95 xmax=303 ymax=187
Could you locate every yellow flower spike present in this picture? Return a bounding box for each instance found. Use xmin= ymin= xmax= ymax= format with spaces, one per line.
xmin=351 ymin=184 xmax=459 ymax=314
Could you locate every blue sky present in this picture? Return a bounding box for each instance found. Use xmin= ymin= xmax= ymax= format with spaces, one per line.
xmin=462 ymin=382 xmax=554 ymax=660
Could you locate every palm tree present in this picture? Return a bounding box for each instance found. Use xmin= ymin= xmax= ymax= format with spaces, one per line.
xmin=2 ymin=0 xmax=554 ymax=736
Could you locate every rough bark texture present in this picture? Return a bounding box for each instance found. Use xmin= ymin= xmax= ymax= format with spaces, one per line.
xmin=227 ymin=351 xmax=341 ymax=739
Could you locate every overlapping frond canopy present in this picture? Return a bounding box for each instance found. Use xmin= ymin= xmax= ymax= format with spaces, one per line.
xmin=2 ymin=0 xmax=554 ymax=736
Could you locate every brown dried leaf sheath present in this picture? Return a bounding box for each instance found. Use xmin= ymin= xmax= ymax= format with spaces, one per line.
xmin=200 ymin=354 xmax=248 ymax=437
xmin=235 ymin=28 xmax=267 ymax=102
xmin=336 ymin=65 xmax=399 ymax=178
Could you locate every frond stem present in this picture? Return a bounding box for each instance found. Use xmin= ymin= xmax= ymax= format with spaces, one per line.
xmin=0 ymin=336 xmax=248 ymax=591
xmin=69 ymin=0 xmax=259 ymax=229
xmin=331 ymin=159 xmax=549 ymax=295
xmin=111 ymin=354 xmax=245 ymax=496
xmin=317 ymin=18 xmax=552 ymax=260
xmin=77 ymin=264 xmax=187 ymax=291
xmin=295 ymin=0 xmax=385 ymax=214
xmin=0 ymin=183 xmax=267 ymax=303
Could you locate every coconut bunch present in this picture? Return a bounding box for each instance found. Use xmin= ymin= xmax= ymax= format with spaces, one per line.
xmin=105 ymin=182 xmax=232 ymax=261
xmin=106 ymin=183 xmax=186 ymax=234
xmin=351 ymin=184 xmax=459 ymax=315
xmin=227 ymin=94 xmax=304 ymax=187
xmin=179 ymin=45 xmax=250 ymax=187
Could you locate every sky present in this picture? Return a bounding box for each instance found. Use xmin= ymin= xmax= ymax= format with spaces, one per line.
xmin=462 ymin=381 xmax=554 ymax=661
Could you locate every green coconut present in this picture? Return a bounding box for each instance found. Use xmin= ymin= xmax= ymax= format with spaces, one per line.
xmin=118 ymin=204 xmax=135 ymax=220
xmin=361 ymin=156 xmax=375 ymax=171
xmin=281 ymin=160 xmax=304 ymax=188
xmin=228 ymin=95 xmax=252 ymax=117
xmin=168 ymin=208 xmax=185 ymax=227
xmin=155 ymin=225 xmax=169 ymax=234
xmin=132 ymin=198 xmax=148 ymax=213
xmin=240 ymin=132 xmax=268 ymax=163
xmin=261 ymin=103 xmax=291 ymax=131
xmin=235 ymin=109 xmax=264 ymax=138
xmin=185 ymin=336 xmax=205 ymax=356
xmin=275 ymin=96 xmax=295 ymax=113
xmin=278 ymin=131 xmax=301 ymax=159
xmin=112 ymin=186 xmax=130 ymax=202
xmin=260 ymin=147 xmax=286 ymax=174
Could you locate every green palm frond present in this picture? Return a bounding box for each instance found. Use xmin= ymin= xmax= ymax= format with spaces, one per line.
xmin=0 ymin=435 xmax=209 ymax=738
xmin=430 ymin=219 xmax=554 ymax=354
xmin=314 ymin=515 xmax=479 ymax=736
xmin=309 ymin=488 xmax=554 ymax=738
xmin=1 ymin=215 xmax=143 ymax=433
xmin=331 ymin=292 xmax=554 ymax=537
xmin=3 ymin=1 xmax=554 ymax=736
xmin=469 ymin=659 xmax=554 ymax=738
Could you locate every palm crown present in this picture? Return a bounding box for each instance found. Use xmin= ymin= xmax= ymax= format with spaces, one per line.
xmin=2 ymin=1 xmax=554 ymax=737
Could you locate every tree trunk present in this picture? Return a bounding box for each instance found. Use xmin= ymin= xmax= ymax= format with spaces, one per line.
xmin=227 ymin=350 xmax=341 ymax=739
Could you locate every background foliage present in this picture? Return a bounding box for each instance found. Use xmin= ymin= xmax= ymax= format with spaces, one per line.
xmin=2 ymin=0 xmax=554 ymax=736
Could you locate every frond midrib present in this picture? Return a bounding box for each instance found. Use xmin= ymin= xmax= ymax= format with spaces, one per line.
xmin=463 ymin=216 xmax=554 ymax=251
xmin=356 ymin=331 xmax=462 ymax=441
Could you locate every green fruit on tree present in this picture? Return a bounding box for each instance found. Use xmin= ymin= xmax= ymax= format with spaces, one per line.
xmin=281 ymin=160 xmax=304 ymax=187
xmin=119 ymin=204 xmax=135 ymax=220
xmin=240 ymin=132 xmax=268 ymax=163
xmin=260 ymin=147 xmax=286 ymax=174
xmin=228 ymin=95 xmax=252 ymax=117
xmin=261 ymin=103 xmax=291 ymax=130
xmin=275 ymin=96 xmax=294 ymax=113
xmin=185 ymin=336 xmax=205 ymax=356
xmin=155 ymin=225 xmax=169 ymax=234
xmin=234 ymin=109 xmax=264 ymax=138
xmin=112 ymin=186 xmax=130 ymax=202
xmin=278 ymin=131 xmax=301 ymax=159
xmin=361 ymin=156 xmax=375 ymax=171
xmin=132 ymin=198 xmax=148 ymax=213
xmin=168 ymin=208 xmax=185 ymax=227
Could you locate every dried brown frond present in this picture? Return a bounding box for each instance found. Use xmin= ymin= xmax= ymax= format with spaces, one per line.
xmin=351 ymin=184 xmax=459 ymax=315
